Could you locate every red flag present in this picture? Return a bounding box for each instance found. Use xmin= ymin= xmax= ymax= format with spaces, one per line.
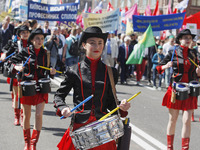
xmin=125 ymin=6 xmax=128 ymax=12
xmin=60 ymin=0 xmax=62 ymax=4
xmin=152 ymin=0 xmax=160 ymax=16
xmin=173 ymin=8 xmax=177 ymax=14
xmin=160 ymin=30 xmax=166 ymax=40
xmin=107 ymin=2 xmax=114 ymax=12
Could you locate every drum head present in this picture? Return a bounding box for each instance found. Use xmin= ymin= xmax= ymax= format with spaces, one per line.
xmin=176 ymin=82 xmax=189 ymax=92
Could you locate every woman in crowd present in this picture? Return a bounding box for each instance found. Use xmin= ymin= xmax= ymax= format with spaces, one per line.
xmin=157 ymin=29 xmax=199 ymax=150
xmin=10 ymin=28 xmax=56 ymax=150
xmin=54 ymin=26 xmax=131 ymax=150
xmin=0 ymin=25 xmax=30 ymax=126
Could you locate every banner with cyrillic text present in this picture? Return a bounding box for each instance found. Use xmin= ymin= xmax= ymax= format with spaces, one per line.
xmin=28 ymin=1 xmax=78 ymax=22
xmin=83 ymin=8 xmax=120 ymax=32
xmin=133 ymin=12 xmax=186 ymax=32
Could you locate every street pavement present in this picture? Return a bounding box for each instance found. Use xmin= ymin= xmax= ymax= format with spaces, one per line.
xmin=0 ymin=74 xmax=200 ymax=150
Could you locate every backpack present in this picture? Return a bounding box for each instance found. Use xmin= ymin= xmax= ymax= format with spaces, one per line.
xmin=68 ymin=37 xmax=80 ymax=56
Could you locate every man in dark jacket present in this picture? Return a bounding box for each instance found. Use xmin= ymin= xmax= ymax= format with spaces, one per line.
xmin=0 ymin=20 xmax=12 ymax=52
xmin=117 ymin=36 xmax=133 ymax=84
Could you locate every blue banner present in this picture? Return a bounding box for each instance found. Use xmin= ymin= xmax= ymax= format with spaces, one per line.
xmin=28 ymin=1 xmax=78 ymax=22
xmin=132 ymin=12 xmax=186 ymax=32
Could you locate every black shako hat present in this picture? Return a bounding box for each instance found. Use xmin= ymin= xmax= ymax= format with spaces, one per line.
xmin=28 ymin=28 xmax=47 ymax=44
xmin=78 ymin=26 xmax=108 ymax=47
xmin=17 ymin=25 xmax=30 ymax=37
xmin=175 ymin=29 xmax=196 ymax=44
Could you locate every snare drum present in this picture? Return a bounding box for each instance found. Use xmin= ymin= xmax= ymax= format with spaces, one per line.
xmin=20 ymin=80 xmax=36 ymax=96
xmin=70 ymin=115 xmax=124 ymax=150
xmin=38 ymin=78 xmax=51 ymax=93
xmin=189 ymin=81 xmax=200 ymax=97
xmin=175 ymin=82 xmax=189 ymax=100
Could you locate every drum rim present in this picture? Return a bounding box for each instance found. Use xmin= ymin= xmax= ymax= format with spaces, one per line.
xmin=20 ymin=80 xmax=36 ymax=85
xmin=189 ymin=80 xmax=200 ymax=87
xmin=38 ymin=78 xmax=51 ymax=83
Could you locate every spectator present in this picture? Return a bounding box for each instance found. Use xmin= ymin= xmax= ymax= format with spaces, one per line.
xmin=0 ymin=20 xmax=12 ymax=51
xmin=30 ymin=20 xmax=38 ymax=31
xmin=152 ymin=46 xmax=165 ymax=90
xmin=102 ymin=31 xmax=118 ymax=67
xmin=3 ymin=16 xmax=14 ymax=34
xmin=62 ymin=27 xmax=78 ymax=67
xmin=61 ymin=26 xmax=68 ymax=38
xmin=117 ymin=36 xmax=133 ymax=84
xmin=23 ymin=20 xmax=30 ymax=28
xmin=163 ymin=35 xmax=175 ymax=88
xmin=146 ymin=37 xmax=160 ymax=85
xmin=76 ymin=25 xmax=82 ymax=40
xmin=44 ymin=27 xmax=63 ymax=68
xmin=57 ymin=26 xmax=66 ymax=73
xmin=42 ymin=21 xmax=51 ymax=35
xmin=130 ymin=33 xmax=138 ymax=46
xmin=134 ymin=36 xmax=147 ymax=85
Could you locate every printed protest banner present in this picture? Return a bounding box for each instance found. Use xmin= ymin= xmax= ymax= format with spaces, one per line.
xmin=83 ymin=8 xmax=120 ymax=32
xmin=133 ymin=12 xmax=186 ymax=32
xmin=28 ymin=1 xmax=78 ymax=23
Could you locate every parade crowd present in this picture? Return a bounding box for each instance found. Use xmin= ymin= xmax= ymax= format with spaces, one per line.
xmin=0 ymin=16 xmax=200 ymax=150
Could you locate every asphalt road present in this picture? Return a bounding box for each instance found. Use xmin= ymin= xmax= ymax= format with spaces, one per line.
xmin=0 ymin=74 xmax=200 ymax=150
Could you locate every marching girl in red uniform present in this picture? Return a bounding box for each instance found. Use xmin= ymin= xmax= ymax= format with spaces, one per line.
xmin=10 ymin=28 xmax=56 ymax=150
xmin=157 ymin=29 xmax=200 ymax=150
xmin=54 ymin=26 xmax=131 ymax=150
xmin=0 ymin=25 xmax=30 ymax=126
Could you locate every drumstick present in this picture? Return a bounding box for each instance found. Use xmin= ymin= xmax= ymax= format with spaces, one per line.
xmin=171 ymin=46 xmax=176 ymax=62
xmin=0 ymin=52 xmax=16 ymax=63
xmin=99 ymin=91 xmax=141 ymax=121
xmin=188 ymin=57 xmax=198 ymax=68
xmin=60 ymin=95 xmax=94 ymax=119
xmin=17 ymin=55 xmax=31 ymax=74
xmin=37 ymin=65 xmax=63 ymax=74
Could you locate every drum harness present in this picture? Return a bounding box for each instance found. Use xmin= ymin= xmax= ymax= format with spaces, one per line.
xmin=171 ymin=50 xmax=197 ymax=103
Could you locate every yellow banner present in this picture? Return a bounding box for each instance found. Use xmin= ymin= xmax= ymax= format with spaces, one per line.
xmin=83 ymin=9 xmax=120 ymax=32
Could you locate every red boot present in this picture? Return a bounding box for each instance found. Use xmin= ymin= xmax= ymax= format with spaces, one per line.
xmin=182 ymin=138 xmax=190 ymax=150
xmin=14 ymin=108 xmax=20 ymax=126
xmin=167 ymin=135 xmax=174 ymax=150
xmin=30 ymin=130 xmax=40 ymax=150
xmin=20 ymin=109 xmax=23 ymax=127
xmin=23 ymin=129 xmax=31 ymax=150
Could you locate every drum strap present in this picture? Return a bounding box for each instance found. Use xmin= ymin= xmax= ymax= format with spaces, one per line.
xmin=107 ymin=66 xmax=120 ymax=116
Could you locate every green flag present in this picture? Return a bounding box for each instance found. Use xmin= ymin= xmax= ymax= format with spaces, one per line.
xmin=126 ymin=24 xmax=155 ymax=64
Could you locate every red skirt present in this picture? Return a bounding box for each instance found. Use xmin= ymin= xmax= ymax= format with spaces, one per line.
xmin=57 ymin=115 xmax=117 ymax=150
xmin=7 ymin=77 xmax=18 ymax=86
xmin=21 ymin=93 xmax=48 ymax=105
xmin=162 ymin=86 xmax=197 ymax=110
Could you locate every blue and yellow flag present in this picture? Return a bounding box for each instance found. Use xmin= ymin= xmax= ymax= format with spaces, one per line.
xmin=8 ymin=0 xmax=12 ymax=13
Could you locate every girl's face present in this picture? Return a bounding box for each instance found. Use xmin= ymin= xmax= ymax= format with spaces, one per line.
xmin=82 ymin=37 xmax=104 ymax=60
xmin=31 ymin=34 xmax=44 ymax=49
xmin=20 ymin=30 xmax=30 ymax=40
xmin=179 ymin=35 xmax=193 ymax=47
